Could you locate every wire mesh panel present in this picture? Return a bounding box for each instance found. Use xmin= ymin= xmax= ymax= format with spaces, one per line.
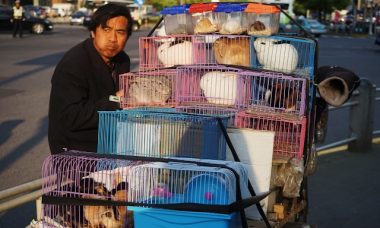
xmin=128 ymin=162 xmax=239 ymax=205
xmin=98 ymin=110 xmax=228 ymax=159
xmin=139 ymin=34 xmax=251 ymax=70
xmin=251 ymin=36 xmax=316 ymax=78
xmin=119 ymin=69 xmax=176 ymax=109
xmin=175 ymin=65 xmax=246 ymax=107
xmin=176 ymin=105 xmax=238 ymax=127
xmin=41 ymin=153 xmax=138 ymax=227
xmin=139 ymin=35 xmax=206 ymax=70
xmin=239 ymin=70 xmax=307 ymax=116
xmin=234 ymin=112 xmax=306 ymax=159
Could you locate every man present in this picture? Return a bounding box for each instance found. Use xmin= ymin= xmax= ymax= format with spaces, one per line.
xmin=48 ymin=3 xmax=133 ymax=154
xmin=11 ymin=0 xmax=24 ymax=38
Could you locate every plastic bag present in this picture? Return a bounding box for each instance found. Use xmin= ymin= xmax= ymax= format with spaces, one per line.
xmin=274 ymin=158 xmax=304 ymax=198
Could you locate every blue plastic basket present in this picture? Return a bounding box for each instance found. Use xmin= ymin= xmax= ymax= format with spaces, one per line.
xmin=129 ymin=207 xmax=240 ymax=228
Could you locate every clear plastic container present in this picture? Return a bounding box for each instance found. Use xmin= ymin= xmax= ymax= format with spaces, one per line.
xmin=161 ymin=5 xmax=192 ymax=35
xmin=214 ymin=3 xmax=247 ymax=35
xmin=189 ymin=3 xmax=218 ymax=34
xmin=245 ymin=3 xmax=280 ymax=36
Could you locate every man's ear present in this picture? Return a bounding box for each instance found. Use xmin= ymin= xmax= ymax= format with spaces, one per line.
xmin=90 ymin=31 xmax=95 ymax=38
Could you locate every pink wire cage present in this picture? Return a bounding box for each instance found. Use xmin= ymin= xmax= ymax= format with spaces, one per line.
xmin=238 ymin=70 xmax=307 ymax=116
xmin=175 ymin=65 xmax=247 ymax=108
xmin=139 ymin=34 xmax=251 ymax=70
xmin=41 ymin=153 xmax=138 ymax=227
xmin=234 ymin=112 xmax=307 ymax=160
xmin=119 ymin=69 xmax=177 ymax=109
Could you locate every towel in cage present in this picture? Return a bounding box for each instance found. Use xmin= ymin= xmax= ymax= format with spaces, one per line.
xmin=234 ymin=111 xmax=307 ymax=160
xmin=139 ymin=35 xmax=206 ymax=69
xmin=119 ymin=69 xmax=176 ymax=109
xmin=97 ymin=110 xmax=228 ymax=159
xmin=176 ymin=65 xmax=247 ymax=107
xmin=41 ymin=152 xmax=268 ymax=228
xmin=239 ymin=70 xmax=307 ymax=116
xmin=251 ymin=36 xmax=316 ymax=77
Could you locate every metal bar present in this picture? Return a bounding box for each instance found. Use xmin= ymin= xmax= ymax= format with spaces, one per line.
xmin=328 ymin=101 xmax=359 ymax=111
xmin=0 ymin=189 xmax=43 ymax=213
xmin=316 ymin=137 xmax=357 ymax=152
xmin=0 ymin=178 xmax=42 ymax=201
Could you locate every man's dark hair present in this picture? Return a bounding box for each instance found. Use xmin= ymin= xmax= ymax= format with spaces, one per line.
xmin=88 ymin=3 xmax=133 ymax=37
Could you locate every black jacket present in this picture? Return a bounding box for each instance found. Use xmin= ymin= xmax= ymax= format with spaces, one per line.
xmin=48 ymin=38 xmax=130 ymax=154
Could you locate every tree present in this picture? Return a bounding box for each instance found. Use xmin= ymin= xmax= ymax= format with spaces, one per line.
xmin=295 ymin=0 xmax=351 ymax=20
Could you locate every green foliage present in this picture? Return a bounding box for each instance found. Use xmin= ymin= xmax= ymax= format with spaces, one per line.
xmin=295 ymin=0 xmax=351 ymax=14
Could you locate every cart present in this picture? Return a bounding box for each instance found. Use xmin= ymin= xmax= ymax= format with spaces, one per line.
xmin=35 ymin=3 xmax=340 ymax=228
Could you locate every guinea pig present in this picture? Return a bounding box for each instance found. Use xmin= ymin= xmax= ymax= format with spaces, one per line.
xmin=157 ymin=40 xmax=194 ymax=67
xmin=194 ymin=17 xmax=218 ymax=34
xmin=254 ymin=38 xmax=299 ymax=74
xmin=265 ymin=83 xmax=298 ymax=112
xmin=200 ymin=71 xmax=239 ymax=106
xmin=127 ymin=75 xmax=172 ymax=106
xmin=213 ymin=37 xmax=250 ymax=67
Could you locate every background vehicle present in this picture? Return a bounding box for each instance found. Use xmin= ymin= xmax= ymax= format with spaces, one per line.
xmin=279 ymin=17 xmax=327 ymax=37
xmin=0 ymin=6 xmax=53 ymax=34
xmin=69 ymin=11 xmax=88 ymax=25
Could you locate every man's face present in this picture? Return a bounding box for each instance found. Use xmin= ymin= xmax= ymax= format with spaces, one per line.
xmin=91 ymin=16 xmax=129 ymax=63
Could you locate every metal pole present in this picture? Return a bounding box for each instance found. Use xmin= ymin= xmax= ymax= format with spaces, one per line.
xmin=0 ymin=178 xmax=42 ymax=201
xmin=348 ymin=78 xmax=375 ymax=152
xmin=0 ymin=189 xmax=43 ymax=213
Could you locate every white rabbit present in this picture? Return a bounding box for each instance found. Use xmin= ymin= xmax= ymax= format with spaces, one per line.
xmin=253 ymin=37 xmax=298 ymax=74
xmin=200 ymin=71 xmax=238 ymax=106
xmin=157 ymin=41 xmax=194 ymax=67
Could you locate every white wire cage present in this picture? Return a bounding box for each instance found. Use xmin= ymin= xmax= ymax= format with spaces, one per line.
xmin=97 ymin=110 xmax=228 ymax=160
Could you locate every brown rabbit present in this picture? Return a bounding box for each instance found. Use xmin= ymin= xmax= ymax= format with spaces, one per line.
xmin=213 ymin=37 xmax=250 ymax=67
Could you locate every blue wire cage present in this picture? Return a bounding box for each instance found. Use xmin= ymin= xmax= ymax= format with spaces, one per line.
xmin=250 ymin=35 xmax=316 ymax=79
xmin=97 ymin=110 xmax=228 ymax=159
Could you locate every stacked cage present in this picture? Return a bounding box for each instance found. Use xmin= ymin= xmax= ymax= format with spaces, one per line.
xmin=39 ymin=2 xmax=319 ymax=227
xmin=41 ymin=152 xmax=257 ymax=228
xmin=119 ymin=69 xmax=177 ymax=109
xmin=97 ymin=110 xmax=228 ymax=159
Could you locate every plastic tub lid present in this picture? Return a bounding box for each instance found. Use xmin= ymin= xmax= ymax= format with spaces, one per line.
xmin=188 ymin=3 xmax=218 ymax=13
xmin=162 ymin=4 xmax=190 ymax=15
xmin=244 ymin=3 xmax=280 ymax=14
xmin=214 ymin=3 xmax=246 ymax=13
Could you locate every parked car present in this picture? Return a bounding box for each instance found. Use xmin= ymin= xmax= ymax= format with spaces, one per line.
xmin=0 ymin=6 xmax=53 ymax=34
xmin=69 ymin=11 xmax=88 ymax=25
xmin=279 ymin=17 xmax=327 ymax=37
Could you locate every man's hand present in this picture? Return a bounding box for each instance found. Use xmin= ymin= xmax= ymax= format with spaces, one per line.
xmin=115 ymin=89 xmax=124 ymax=98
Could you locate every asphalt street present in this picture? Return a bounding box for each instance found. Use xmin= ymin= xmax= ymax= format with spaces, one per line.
xmin=0 ymin=24 xmax=379 ymax=227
